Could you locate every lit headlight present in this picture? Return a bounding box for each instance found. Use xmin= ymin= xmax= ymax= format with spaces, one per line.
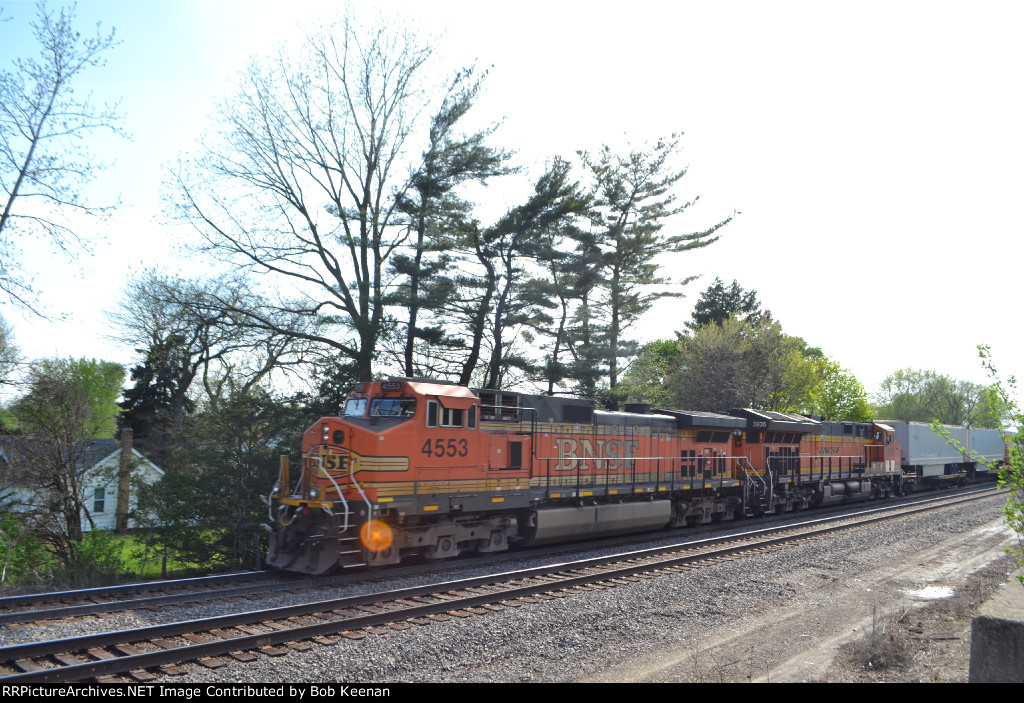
xmin=322 ymin=423 xmax=330 ymax=442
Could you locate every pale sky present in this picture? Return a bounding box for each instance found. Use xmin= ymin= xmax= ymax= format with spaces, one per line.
xmin=1 ymin=0 xmax=1021 ymax=398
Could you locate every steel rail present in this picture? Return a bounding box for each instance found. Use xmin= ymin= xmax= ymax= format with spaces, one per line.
xmin=0 ymin=571 xmax=274 ymax=610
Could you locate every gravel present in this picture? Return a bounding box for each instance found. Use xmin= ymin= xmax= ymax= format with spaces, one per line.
xmin=2 ymin=494 xmax=1014 ymax=683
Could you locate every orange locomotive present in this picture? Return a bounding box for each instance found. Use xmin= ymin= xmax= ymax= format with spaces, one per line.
xmin=266 ymin=379 xmax=903 ymax=574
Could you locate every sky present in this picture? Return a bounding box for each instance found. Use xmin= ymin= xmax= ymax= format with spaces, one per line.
xmin=1 ymin=0 xmax=1021 ymax=399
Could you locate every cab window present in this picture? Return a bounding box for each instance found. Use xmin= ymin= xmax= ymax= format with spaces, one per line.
xmin=369 ymin=398 xmax=417 ymax=417
xmin=441 ymin=407 xmax=464 ymax=427
xmin=344 ymin=397 xmax=367 ymax=417
xmin=426 ymin=400 xmax=464 ymax=428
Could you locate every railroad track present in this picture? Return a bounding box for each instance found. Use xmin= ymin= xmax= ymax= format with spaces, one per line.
xmin=0 ymin=571 xmax=291 ymax=626
xmin=0 ymin=486 xmax=1000 ymax=683
xmin=0 ymin=484 xmax=993 ymax=625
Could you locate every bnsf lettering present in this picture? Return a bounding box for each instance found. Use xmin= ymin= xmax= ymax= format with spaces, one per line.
xmin=305 ymin=454 xmax=346 ymax=472
xmin=554 ymin=438 xmax=639 ymax=472
xmin=817 ymin=447 xmax=840 ymax=455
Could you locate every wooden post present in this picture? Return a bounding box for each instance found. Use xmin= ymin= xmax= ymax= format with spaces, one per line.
xmin=115 ymin=428 xmax=133 ymax=533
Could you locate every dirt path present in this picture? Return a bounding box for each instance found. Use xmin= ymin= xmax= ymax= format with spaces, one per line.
xmin=582 ymin=515 xmax=1017 ymax=683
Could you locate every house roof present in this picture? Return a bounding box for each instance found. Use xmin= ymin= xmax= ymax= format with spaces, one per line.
xmin=0 ymin=436 xmax=163 ymax=475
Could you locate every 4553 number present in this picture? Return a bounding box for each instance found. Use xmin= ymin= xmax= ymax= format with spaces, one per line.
xmin=421 ymin=438 xmax=468 ymax=458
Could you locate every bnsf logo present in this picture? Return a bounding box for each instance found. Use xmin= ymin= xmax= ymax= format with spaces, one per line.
xmin=305 ymin=453 xmax=348 ymax=474
xmin=554 ymin=438 xmax=639 ymax=472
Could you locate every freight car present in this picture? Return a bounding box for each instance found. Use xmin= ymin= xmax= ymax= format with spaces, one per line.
xmin=882 ymin=420 xmax=1006 ymax=486
xmin=266 ymin=379 xmax=907 ymax=574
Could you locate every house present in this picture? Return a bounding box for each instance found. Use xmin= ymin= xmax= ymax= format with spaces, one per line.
xmin=0 ymin=436 xmax=164 ymax=532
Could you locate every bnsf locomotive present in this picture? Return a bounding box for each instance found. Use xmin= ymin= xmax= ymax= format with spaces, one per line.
xmin=266 ymin=378 xmax=907 ymax=574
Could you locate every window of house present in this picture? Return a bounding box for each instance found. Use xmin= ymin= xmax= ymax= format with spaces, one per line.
xmin=93 ymin=487 xmax=106 ymax=514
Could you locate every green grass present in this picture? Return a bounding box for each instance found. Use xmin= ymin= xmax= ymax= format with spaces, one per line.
xmin=112 ymin=533 xmax=211 ymax=580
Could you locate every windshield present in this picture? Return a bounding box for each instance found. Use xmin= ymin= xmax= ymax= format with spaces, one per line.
xmin=369 ymin=398 xmax=417 ymax=417
xmin=343 ymin=397 xmax=368 ymax=417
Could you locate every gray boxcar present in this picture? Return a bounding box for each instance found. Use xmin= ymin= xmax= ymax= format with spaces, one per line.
xmin=883 ymin=421 xmax=1005 ymax=482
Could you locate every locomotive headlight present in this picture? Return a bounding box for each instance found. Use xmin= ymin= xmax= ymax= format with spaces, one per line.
xmin=271 ymin=481 xmax=281 ymax=496
xmin=322 ymin=423 xmax=330 ymax=442
xmin=360 ymin=519 xmax=394 ymax=553
xmin=309 ymin=487 xmax=319 ymax=499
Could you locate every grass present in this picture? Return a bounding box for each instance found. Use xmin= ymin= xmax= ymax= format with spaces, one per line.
xmin=113 ymin=533 xmax=216 ymax=580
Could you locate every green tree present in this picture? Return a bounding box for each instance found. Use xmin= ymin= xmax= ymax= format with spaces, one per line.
xmin=390 ymin=68 xmax=515 ymax=378
xmin=0 ymin=314 xmax=19 ymax=385
xmin=0 ymin=2 xmax=125 ymax=314
xmin=0 ymin=512 xmax=49 ymax=586
xmin=580 ymin=136 xmax=731 ymax=389
xmin=614 ymin=339 xmax=681 ymax=407
xmin=474 ymin=158 xmax=589 ymax=389
xmin=688 ymin=277 xmax=772 ymax=329
xmin=5 ymin=357 xmax=124 ymax=565
xmin=137 ymin=387 xmax=309 ymax=572
xmin=875 ymin=367 xmax=1003 ymax=428
xmin=110 ymin=269 xmax=316 ymax=464
xmin=669 ymin=317 xmax=822 ymax=413
xmin=811 ymin=358 xmax=872 ymax=421
xmin=936 ymin=346 xmax=1022 ymax=585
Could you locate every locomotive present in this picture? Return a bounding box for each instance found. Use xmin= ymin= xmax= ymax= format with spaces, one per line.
xmin=266 ymin=378 xmax=907 ymax=574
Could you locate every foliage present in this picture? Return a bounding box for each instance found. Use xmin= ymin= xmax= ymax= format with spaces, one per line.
xmin=63 ymin=528 xmax=128 ymax=587
xmin=669 ymin=317 xmax=819 ymax=413
xmin=298 ymin=358 xmax=362 ymax=419
xmin=688 ymin=277 xmax=773 ymax=330
xmin=0 ymin=511 xmax=129 ymax=587
xmin=4 ymin=357 xmax=124 ymax=564
xmin=0 ymin=314 xmax=19 ymax=385
xmin=811 ymin=358 xmax=873 ymax=421
xmin=390 ymin=67 xmax=516 ymax=378
xmin=613 ymin=339 xmax=681 ymax=407
xmin=971 ymin=347 xmax=1022 ymax=585
xmin=132 ymin=470 xmax=223 ymax=575
xmin=467 ymin=158 xmax=590 ymax=389
xmin=110 ymin=270 xmax=311 ymax=463
xmin=0 ymin=2 xmax=125 ymax=314
xmin=579 ymin=136 xmax=731 ymax=389
xmin=875 ymin=367 xmax=1004 ymax=428
xmin=931 ymin=347 xmax=1021 ymax=585
xmin=0 ymin=511 xmax=48 ymax=586
xmin=135 ymin=387 xmax=310 ymax=572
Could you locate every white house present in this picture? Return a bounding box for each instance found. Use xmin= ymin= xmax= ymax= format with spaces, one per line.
xmin=80 ymin=442 xmax=165 ymax=532
xmin=0 ymin=437 xmax=164 ymax=532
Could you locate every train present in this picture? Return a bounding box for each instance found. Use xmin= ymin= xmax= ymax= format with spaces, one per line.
xmin=265 ymin=378 xmax=1002 ymax=574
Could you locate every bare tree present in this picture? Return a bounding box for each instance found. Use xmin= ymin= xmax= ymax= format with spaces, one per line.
xmin=0 ymin=2 xmax=125 ymax=314
xmin=109 ymin=270 xmax=317 ymax=463
xmin=169 ymin=13 xmax=438 ymax=380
